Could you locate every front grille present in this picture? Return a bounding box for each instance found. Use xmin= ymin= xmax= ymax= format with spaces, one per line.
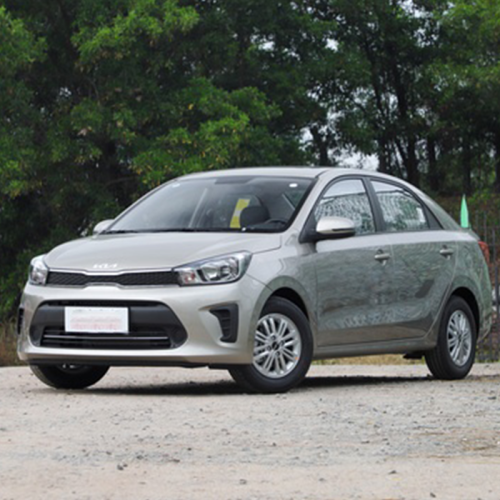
xmin=47 ymin=271 xmax=178 ymax=287
xmin=30 ymin=301 xmax=187 ymax=350
xmin=41 ymin=329 xmax=173 ymax=349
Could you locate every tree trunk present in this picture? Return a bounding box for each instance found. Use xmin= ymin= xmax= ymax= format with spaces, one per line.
xmin=494 ymin=131 xmax=500 ymax=193
xmin=310 ymin=126 xmax=329 ymax=166
xmin=427 ymin=136 xmax=440 ymax=193
xmin=463 ymin=141 xmax=472 ymax=196
xmin=377 ymin=138 xmax=388 ymax=173
xmin=405 ymin=137 xmax=419 ymax=187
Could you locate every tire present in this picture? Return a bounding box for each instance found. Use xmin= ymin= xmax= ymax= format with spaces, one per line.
xmin=425 ymin=296 xmax=477 ymax=380
xmin=30 ymin=364 xmax=109 ymax=389
xmin=229 ymin=297 xmax=313 ymax=393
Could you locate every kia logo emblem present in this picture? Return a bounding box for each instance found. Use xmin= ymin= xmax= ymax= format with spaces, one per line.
xmin=92 ymin=263 xmax=118 ymax=269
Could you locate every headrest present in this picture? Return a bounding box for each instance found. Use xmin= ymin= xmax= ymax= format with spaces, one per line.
xmin=240 ymin=205 xmax=270 ymax=227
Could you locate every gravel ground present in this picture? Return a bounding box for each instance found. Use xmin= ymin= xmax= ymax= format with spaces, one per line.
xmin=1 ymin=363 xmax=500 ymax=500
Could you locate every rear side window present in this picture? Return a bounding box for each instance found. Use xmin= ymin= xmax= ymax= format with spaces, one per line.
xmin=372 ymin=181 xmax=429 ymax=232
xmin=314 ymin=179 xmax=375 ymax=235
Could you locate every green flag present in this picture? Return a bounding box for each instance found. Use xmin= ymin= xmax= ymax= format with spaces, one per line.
xmin=460 ymin=195 xmax=469 ymax=228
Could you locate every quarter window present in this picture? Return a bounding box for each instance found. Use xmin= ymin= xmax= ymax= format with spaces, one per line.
xmin=314 ymin=179 xmax=375 ymax=235
xmin=372 ymin=181 xmax=429 ymax=232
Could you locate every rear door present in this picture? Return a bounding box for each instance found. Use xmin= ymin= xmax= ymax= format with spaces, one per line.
xmin=368 ymin=179 xmax=457 ymax=339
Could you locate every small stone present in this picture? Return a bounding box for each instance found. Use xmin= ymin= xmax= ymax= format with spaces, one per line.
xmin=389 ymin=470 xmax=397 ymax=475
xmin=239 ymin=479 xmax=247 ymax=485
xmin=430 ymin=493 xmax=436 ymax=498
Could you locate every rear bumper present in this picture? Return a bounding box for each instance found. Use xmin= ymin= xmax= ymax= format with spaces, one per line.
xmin=17 ymin=275 xmax=265 ymax=366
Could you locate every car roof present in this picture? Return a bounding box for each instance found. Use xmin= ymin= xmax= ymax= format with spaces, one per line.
xmin=179 ymin=166 xmax=336 ymax=180
xmin=178 ymin=166 xmax=418 ymax=184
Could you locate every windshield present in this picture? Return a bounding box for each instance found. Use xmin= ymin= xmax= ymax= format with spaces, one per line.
xmin=106 ymin=176 xmax=313 ymax=234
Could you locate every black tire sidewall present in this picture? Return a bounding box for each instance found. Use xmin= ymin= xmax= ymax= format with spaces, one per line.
xmin=30 ymin=364 xmax=109 ymax=389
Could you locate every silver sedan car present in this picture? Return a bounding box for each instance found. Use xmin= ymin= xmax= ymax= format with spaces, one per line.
xmin=18 ymin=168 xmax=492 ymax=393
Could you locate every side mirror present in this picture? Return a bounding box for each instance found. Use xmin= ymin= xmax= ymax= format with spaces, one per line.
xmin=93 ymin=219 xmax=114 ymax=235
xmin=315 ymin=216 xmax=355 ymax=239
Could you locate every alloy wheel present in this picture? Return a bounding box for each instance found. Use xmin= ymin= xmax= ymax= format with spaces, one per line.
xmin=252 ymin=313 xmax=302 ymax=379
xmin=447 ymin=310 xmax=473 ymax=367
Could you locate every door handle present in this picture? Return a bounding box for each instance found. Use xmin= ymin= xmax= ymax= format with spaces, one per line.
xmin=374 ymin=251 xmax=391 ymax=263
xmin=440 ymin=247 xmax=454 ymax=258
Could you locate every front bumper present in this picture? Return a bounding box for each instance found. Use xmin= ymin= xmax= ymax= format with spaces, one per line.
xmin=17 ymin=275 xmax=265 ymax=366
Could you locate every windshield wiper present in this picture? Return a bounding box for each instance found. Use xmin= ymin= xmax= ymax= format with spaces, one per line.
xmin=142 ymin=228 xmax=239 ymax=233
xmin=138 ymin=228 xmax=199 ymax=233
xmin=104 ymin=228 xmax=243 ymax=234
xmin=102 ymin=229 xmax=141 ymax=234
xmin=103 ymin=229 xmax=194 ymax=234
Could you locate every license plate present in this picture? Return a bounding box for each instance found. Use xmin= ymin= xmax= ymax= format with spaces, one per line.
xmin=64 ymin=307 xmax=129 ymax=333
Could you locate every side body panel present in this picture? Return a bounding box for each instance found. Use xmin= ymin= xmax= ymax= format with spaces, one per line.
xmin=312 ymin=234 xmax=395 ymax=345
xmin=450 ymin=235 xmax=492 ymax=340
xmin=382 ymin=230 xmax=457 ymax=340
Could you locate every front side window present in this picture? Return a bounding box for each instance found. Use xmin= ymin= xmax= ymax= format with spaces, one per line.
xmin=107 ymin=176 xmax=312 ymax=234
xmin=372 ymin=181 xmax=429 ymax=232
xmin=314 ymin=179 xmax=375 ymax=235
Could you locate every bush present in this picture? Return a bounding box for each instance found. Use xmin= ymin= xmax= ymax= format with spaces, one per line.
xmin=0 ymin=321 xmax=21 ymax=367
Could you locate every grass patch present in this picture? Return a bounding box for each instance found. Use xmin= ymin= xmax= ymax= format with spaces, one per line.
xmin=315 ymin=354 xmax=423 ymax=365
xmin=0 ymin=321 xmax=21 ymax=367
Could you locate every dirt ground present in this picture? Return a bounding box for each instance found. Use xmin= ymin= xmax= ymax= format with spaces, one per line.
xmin=1 ymin=363 xmax=500 ymax=500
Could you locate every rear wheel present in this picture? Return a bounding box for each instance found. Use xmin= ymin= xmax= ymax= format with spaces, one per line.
xmin=229 ymin=297 xmax=313 ymax=393
xmin=30 ymin=364 xmax=109 ymax=389
xmin=425 ymin=296 xmax=476 ymax=380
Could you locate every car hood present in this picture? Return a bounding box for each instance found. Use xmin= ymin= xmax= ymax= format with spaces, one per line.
xmin=44 ymin=232 xmax=282 ymax=272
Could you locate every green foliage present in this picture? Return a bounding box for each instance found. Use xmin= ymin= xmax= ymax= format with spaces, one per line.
xmin=0 ymin=0 xmax=306 ymax=321
xmin=423 ymin=0 xmax=500 ymax=194
xmin=2 ymin=0 xmax=500 ymax=327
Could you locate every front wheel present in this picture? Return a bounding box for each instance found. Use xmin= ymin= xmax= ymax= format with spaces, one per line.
xmin=425 ymin=296 xmax=477 ymax=380
xmin=30 ymin=364 xmax=109 ymax=389
xmin=229 ymin=297 xmax=313 ymax=393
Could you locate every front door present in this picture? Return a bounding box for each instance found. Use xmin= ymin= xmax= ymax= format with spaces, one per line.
xmin=311 ymin=178 xmax=395 ymax=346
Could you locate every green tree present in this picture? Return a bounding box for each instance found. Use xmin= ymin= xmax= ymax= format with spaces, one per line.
xmin=315 ymin=0 xmax=447 ymax=186
xmin=3 ymin=0 xmax=500 ymax=324
xmin=180 ymin=0 xmax=336 ymax=165
xmin=428 ymin=0 xmax=500 ymax=194
xmin=0 ymin=6 xmax=44 ymax=315
xmin=0 ymin=0 xmax=290 ymax=319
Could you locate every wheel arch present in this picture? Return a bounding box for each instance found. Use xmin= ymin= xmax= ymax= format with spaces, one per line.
xmin=251 ymin=277 xmax=318 ymax=347
xmin=450 ymin=286 xmax=480 ymax=333
xmin=264 ymin=277 xmax=315 ymax=322
xmin=269 ymin=288 xmax=309 ymax=319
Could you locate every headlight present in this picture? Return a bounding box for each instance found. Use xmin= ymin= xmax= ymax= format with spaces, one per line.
xmin=28 ymin=255 xmax=49 ymax=286
xmin=175 ymin=252 xmax=252 ymax=286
